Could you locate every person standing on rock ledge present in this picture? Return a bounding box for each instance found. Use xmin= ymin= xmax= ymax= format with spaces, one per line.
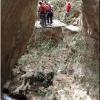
xmin=63 ymin=0 xmax=71 ymax=21
xmin=66 ymin=0 xmax=71 ymax=16
xmin=38 ymin=1 xmax=47 ymax=27
xmin=46 ymin=2 xmax=54 ymax=25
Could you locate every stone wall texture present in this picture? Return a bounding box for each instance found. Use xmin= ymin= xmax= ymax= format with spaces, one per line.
xmin=82 ymin=0 xmax=99 ymax=57
xmin=82 ymin=0 xmax=99 ymax=99
xmin=1 ymin=0 xmax=38 ymax=86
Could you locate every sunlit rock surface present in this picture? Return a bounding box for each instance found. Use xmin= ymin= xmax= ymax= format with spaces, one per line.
xmin=35 ymin=19 xmax=66 ymax=28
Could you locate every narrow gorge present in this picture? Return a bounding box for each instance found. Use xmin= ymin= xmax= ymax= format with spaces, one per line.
xmin=1 ymin=0 xmax=99 ymax=100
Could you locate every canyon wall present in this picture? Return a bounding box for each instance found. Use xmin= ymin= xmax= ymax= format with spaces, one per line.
xmin=1 ymin=0 xmax=38 ymax=86
xmin=82 ymin=0 xmax=99 ymax=57
xmin=1 ymin=1 xmax=99 ymax=99
xmin=81 ymin=0 xmax=99 ymax=99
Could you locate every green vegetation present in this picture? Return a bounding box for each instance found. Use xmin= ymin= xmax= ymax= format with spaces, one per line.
xmin=36 ymin=41 xmax=57 ymax=52
xmin=46 ymin=0 xmax=82 ymax=24
xmin=67 ymin=32 xmax=99 ymax=99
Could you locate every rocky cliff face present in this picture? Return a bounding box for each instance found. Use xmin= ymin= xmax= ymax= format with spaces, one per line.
xmin=82 ymin=0 xmax=99 ymax=57
xmin=81 ymin=0 xmax=99 ymax=99
xmin=1 ymin=0 xmax=38 ymax=86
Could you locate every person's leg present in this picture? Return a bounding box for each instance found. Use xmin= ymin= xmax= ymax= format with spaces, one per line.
xmin=44 ymin=13 xmax=47 ymax=26
xmin=50 ymin=12 xmax=53 ymax=24
xmin=45 ymin=13 xmax=48 ymax=25
xmin=63 ymin=12 xmax=67 ymax=21
xmin=41 ymin=14 xmax=44 ymax=26
xmin=47 ymin=12 xmax=49 ymax=24
xmin=39 ymin=14 xmax=42 ymax=25
xmin=66 ymin=12 xmax=68 ymax=17
xmin=41 ymin=13 xmax=46 ymax=27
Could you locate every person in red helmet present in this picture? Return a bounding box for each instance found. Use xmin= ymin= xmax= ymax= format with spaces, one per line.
xmin=38 ymin=1 xmax=47 ymax=27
